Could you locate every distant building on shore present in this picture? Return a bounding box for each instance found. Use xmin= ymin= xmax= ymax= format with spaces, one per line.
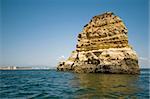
xmin=0 ymin=66 xmax=32 ymax=70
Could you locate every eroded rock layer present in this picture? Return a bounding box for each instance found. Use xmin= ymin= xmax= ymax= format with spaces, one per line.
xmin=57 ymin=12 xmax=140 ymax=74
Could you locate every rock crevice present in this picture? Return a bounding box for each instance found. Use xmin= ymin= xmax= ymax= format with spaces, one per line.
xmin=57 ymin=12 xmax=140 ymax=74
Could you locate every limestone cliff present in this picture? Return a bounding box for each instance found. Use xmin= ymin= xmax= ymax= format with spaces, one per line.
xmin=57 ymin=12 xmax=140 ymax=74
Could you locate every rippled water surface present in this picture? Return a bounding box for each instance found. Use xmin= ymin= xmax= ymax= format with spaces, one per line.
xmin=0 ymin=69 xmax=149 ymax=99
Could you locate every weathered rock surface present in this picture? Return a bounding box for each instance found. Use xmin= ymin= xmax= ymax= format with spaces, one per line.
xmin=57 ymin=12 xmax=140 ymax=74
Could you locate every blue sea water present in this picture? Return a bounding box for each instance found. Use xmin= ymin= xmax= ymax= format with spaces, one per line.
xmin=0 ymin=69 xmax=149 ymax=99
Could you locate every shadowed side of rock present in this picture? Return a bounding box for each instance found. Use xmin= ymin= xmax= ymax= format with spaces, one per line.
xmin=57 ymin=12 xmax=140 ymax=74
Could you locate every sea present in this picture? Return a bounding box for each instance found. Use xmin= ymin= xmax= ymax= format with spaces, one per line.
xmin=0 ymin=69 xmax=149 ymax=99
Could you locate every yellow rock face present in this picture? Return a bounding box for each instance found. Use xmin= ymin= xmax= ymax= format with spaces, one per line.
xmin=76 ymin=12 xmax=129 ymax=51
xmin=57 ymin=12 xmax=140 ymax=74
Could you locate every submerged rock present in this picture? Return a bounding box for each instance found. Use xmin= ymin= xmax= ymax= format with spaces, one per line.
xmin=57 ymin=12 xmax=140 ymax=74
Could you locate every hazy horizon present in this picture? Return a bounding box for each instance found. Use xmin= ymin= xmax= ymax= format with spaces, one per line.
xmin=1 ymin=0 xmax=149 ymax=68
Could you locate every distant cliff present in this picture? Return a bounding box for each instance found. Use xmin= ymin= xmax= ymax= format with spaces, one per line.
xmin=57 ymin=12 xmax=140 ymax=74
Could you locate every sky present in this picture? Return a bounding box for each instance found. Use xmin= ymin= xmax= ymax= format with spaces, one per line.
xmin=1 ymin=0 xmax=149 ymax=68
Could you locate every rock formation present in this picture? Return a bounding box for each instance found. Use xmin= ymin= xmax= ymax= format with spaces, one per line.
xmin=57 ymin=12 xmax=140 ymax=74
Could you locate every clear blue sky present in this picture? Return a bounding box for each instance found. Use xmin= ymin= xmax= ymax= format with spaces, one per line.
xmin=1 ymin=0 xmax=149 ymax=68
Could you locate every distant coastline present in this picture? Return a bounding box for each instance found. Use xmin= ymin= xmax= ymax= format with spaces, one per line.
xmin=0 ymin=66 xmax=32 ymax=70
xmin=0 ymin=66 xmax=52 ymax=70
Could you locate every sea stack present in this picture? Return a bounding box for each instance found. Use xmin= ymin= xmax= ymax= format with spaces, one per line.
xmin=57 ymin=12 xmax=140 ymax=74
